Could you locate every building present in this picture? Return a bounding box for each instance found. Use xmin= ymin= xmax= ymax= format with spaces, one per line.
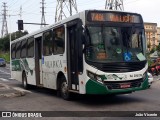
xmin=157 ymin=27 xmax=160 ymax=44
xmin=144 ymin=22 xmax=159 ymax=51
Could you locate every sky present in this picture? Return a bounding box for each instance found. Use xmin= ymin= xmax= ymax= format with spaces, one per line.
xmin=0 ymin=0 xmax=160 ymax=37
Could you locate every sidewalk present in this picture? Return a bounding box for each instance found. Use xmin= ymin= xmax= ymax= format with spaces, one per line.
xmin=0 ymin=83 xmax=26 ymax=98
xmin=151 ymin=75 xmax=160 ymax=89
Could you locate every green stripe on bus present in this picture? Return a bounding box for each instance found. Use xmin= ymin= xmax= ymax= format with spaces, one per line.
xmin=86 ymin=77 xmax=149 ymax=95
xmin=12 ymin=59 xmax=22 ymax=71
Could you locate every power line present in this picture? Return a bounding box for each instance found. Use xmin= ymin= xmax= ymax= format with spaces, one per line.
xmin=23 ymin=6 xmax=40 ymax=14
xmin=21 ymin=1 xmax=39 ymax=10
xmin=20 ymin=0 xmax=31 ymax=6
xmin=22 ymin=12 xmax=41 ymax=15
xmin=7 ymin=0 xmax=18 ymax=7
xmin=10 ymin=1 xmax=38 ymax=13
xmin=8 ymin=0 xmax=19 ymax=8
xmin=77 ymin=0 xmax=101 ymax=6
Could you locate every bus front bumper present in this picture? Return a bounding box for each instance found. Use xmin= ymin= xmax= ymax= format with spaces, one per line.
xmin=85 ymin=77 xmax=149 ymax=95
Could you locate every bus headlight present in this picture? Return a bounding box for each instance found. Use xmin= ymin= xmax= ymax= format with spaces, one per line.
xmin=87 ymin=71 xmax=103 ymax=83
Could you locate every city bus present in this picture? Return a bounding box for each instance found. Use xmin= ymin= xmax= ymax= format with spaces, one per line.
xmin=11 ymin=10 xmax=149 ymax=100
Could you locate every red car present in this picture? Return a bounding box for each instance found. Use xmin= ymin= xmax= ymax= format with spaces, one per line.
xmin=156 ymin=58 xmax=160 ymax=71
xmin=149 ymin=58 xmax=160 ymax=76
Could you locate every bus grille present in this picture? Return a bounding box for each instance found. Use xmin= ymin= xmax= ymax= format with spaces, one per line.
xmin=93 ymin=61 xmax=146 ymax=73
xmin=104 ymin=79 xmax=143 ymax=90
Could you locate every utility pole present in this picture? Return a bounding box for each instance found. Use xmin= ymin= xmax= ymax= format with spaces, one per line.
xmin=1 ymin=2 xmax=8 ymax=37
xmin=55 ymin=0 xmax=78 ymax=22
xmin=40 ymin=0 xmax=46 ymax=28
xmin=105 ymin=0 xmax=124 ymax=11
xmin=19 ymin=6 xmax=22 ymax=20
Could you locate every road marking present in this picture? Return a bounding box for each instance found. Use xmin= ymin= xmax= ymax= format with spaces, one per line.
xmin=0 ymin=69 xmax=10 ymax=75
xmin=12 ymin=87 xmax=32 ymax=93
xmin=0 ymin=73 xmax=10 ymax=75
xmin=0 ymin=78 xmax=9 ymax=82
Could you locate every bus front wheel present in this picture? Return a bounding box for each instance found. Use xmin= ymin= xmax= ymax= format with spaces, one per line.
xmin=60 ymin=80 xmax=70 ymax=100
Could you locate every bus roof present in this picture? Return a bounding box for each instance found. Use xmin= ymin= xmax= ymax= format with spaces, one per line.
xmin=11 ymin=9 xmax=142 ymax=44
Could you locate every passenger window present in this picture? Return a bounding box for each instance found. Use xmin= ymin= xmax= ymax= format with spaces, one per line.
xmin=11 ymin=43 xmax=16 ymax=59
xmin=27 ymin=37 xmax=34 ymax=58
xmin=43 ymin=30 xmax=52 ymax=56
xmin=16 ymin=42 xmax=21 ymax=59
xmin=53 ymin=26 xmax=65 ymax=54
xmin=21 ymin=39 xmax=27 ymax=58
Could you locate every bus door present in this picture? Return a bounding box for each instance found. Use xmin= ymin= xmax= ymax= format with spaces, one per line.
xmin=67 ymin=19 xmax=83 ymax=91
xmin=35 ymin=36 xmax=43 ymax=86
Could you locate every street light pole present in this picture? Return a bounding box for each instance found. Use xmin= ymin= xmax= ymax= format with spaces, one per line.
xmin=9 ymin=15 xmax=13 ymax=79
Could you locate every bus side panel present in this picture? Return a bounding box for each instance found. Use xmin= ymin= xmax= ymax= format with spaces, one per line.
xmin=11 ymin=59 xmax=23 ymax=82
xmin=11 ymin=71 xmax=22 ymax=82
xmin=42 ymin=55 xmax=66 ymax=89
xmin=25 ymin=58 xmax=36 ymax=85
xmin=42 ymin=56 xmax=57 ymax=89
xmin=79 ymin=61 xmax=99 ymax=94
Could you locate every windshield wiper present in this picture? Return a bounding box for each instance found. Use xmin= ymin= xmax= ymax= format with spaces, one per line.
xmin=83 ymin=26 xmax=91 ymax=47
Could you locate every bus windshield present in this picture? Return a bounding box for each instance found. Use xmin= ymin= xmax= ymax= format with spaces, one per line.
xmin=85 ymin=25 xmax=146 ymax=63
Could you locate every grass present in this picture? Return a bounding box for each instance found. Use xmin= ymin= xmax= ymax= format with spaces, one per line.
xmin=0 ymin=52 xmax=10 ymax=63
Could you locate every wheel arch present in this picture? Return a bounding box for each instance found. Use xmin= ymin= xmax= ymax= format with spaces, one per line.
xmin=56 ymin=71 xmax=67 ymax=90
xmin=22 ymin=70 xmax=26 ymax=80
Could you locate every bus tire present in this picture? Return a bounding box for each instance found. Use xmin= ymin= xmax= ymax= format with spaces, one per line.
xmin=22 ymin=73 xmax=29 ymax=89
xmin=60 ymin=79 xmax=71 ymax=100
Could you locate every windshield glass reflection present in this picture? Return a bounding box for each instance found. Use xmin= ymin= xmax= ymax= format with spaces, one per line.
xmin=85 ymin=26 xmax=146 ymax=63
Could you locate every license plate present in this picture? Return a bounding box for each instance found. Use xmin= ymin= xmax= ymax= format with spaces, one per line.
xmin=120 ymin=84 xmax=131 ymax=88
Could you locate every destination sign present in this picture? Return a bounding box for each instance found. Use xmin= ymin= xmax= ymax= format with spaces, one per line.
xmin=87 ymin=11 xmax=142 ymax=23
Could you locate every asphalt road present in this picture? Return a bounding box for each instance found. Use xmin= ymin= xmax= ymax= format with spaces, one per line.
xmin=0 ymin=65 xmax=160 ymax=120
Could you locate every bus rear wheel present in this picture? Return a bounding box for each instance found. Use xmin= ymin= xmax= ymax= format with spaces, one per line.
xmin=22 ymin=73 xmax=29 ymax=89
xmin=60 ymin=80 xmax=70 ymax=100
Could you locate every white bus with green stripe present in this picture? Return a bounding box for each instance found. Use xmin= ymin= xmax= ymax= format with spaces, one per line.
xmin=11 ymin=10 xmax=149 ymax=100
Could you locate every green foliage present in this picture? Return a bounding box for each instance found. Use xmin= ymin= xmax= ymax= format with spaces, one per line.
xmin=157 ymin=44 xmax=160 ymax=52
xmin=0 ymin=30 xmax=28 ymax=52
xmin=0 ymin=35 xmax=10 ymax=51
xmin=146 ymin=53 xmax=152 ymax=67
xmin=148 ymin=59 xmax=154 ymax=67
xmin=150 ymin=48 xmax=156 ymax=54
xmin=0 ymin=31 xmax=28 ymax=62
xmin=0 ymin=52 xmax=10 ymax=62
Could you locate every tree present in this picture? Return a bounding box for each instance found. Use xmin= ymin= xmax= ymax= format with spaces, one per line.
xmin=157 ymin=43 xmax=160 ymax=56
xmin=150 ymin=48 xmax=156 ymax=54
xmin=0 ymin=30 xmax=28 ymax=52
xmin=157 ymin=43 xmax=160 ymax=52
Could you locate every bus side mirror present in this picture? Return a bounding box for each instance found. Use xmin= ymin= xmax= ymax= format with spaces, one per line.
xmin=82 ymin=26 xmax=90 ymax=47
